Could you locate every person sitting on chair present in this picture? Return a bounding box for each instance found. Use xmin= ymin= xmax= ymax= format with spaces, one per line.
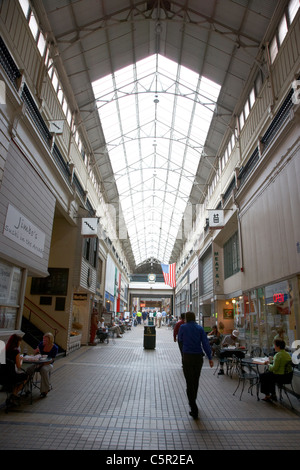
xmin=218 ymin=330 xmax=245 ymax=375
xmin=109 ymin=320 xmax=123 ymax=338
xmin=96 ymin=318 xmax=108 ymax=342
xmin=2 ymin=334 xmax=30 ymax=405
xmin=259 ymin=339 xmax=292 ymax=402
xmin=208 ymin=325 xmax=221 ymax=356
xmin=34 ymin=332 xmax=58 ymax=398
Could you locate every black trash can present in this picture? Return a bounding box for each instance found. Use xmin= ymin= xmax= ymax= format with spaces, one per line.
xmin=144 ymin=325 xmax=156 ymax=349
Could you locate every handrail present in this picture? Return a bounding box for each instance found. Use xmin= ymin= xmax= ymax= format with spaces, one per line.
xmin=24 ymin=297 xmax=67 ymax=341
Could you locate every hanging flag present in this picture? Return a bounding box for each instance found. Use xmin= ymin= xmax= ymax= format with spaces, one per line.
xmin=161 ymin=263 xmax=176 ymax=288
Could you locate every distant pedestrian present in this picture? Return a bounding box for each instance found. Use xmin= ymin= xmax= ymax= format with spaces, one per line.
xmin=173 ymin=313 xmax=185 ymax=364
xmin=142 ymin=310 xmax=148 ymax=324
xmin=178 ymin=312 xmax=213 ymax=419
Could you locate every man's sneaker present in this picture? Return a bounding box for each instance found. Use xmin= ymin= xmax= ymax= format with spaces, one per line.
xmin=218 ymin=369 xmax=224 ymax=375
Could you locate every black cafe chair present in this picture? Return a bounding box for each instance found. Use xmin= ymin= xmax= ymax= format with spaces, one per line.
xmin=233 ymin=358 xmax=260 ymax=401
xmin=275 ymin=361 xmax=295 ymax=408
xmin=0 ymin=359 xmax=28 ymax=412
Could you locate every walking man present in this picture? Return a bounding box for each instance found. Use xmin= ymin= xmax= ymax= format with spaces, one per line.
xmin=178 ymin=311 xmax=213 ymax=419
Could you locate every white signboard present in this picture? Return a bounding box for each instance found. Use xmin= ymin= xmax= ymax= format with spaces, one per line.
xmin=81 ymin=218 xmax=98 ymax=237
xmin=208 ymin=209 xmax=224 ymax=228
xmin=4 ymin=204 xmax=45 ymax=258
xmin=49 ymin=120 xmax=64 ymax=134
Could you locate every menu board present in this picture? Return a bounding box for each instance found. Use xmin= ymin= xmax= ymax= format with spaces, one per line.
xmin=31 ymin=268 xmax=69 ymax=296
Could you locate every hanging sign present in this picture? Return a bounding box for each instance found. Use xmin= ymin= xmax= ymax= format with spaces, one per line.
xmin=81 ymin=218 xmax=98 ymax=238
xmin=208 ymin=210 xmax=224 ymax=229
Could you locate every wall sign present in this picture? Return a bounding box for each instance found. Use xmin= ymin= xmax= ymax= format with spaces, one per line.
xmin=4 ymin=204 xmax=45 ymax=258
xmin=212 ymin=245 xmax=223 ymax=292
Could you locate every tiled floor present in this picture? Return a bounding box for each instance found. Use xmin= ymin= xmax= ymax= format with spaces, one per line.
xmin=1 ymin=324 xmax=300 ymax=451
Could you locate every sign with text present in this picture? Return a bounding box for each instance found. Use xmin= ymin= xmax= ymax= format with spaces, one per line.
xmin=81 ymin=218 xmax=98 ymax=237
xmin=208 ymin=209 xmax=224 ymax=229
xmin=4 ymin=204 xmax=45 ymax=258
xmin=212 ymin=243 xmax=223 ymax=292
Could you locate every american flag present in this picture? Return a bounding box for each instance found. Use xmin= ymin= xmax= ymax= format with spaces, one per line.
xmin=161 ymin=263 xmax=176 ymax=288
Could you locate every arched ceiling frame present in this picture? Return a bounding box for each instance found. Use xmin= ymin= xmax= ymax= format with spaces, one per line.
xmin=34 ymin=0 xmax=281 ymax=272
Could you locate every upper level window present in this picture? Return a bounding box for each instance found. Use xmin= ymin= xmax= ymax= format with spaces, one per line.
xmin=19 ymin=0 xmax=29 ymax=18
xmin=269 ymin=36 xmax=278 ymax=64
xmin=249 ymin=87 xmax=255 ymax=108
xmin=52 ymin=71 xmax=59 ymax=92
xmin=239 ymin=111 xmax=245 ymax=131
xmin=37 ymin=32 xmax=46 ymax=56
xmin=28 ymin=11 xmax=39 ymax=40
xmin=278 ymin=15 xmax=288 ymax=46
xmin=243 ymin=99 xmax=250 ymax=121
xmin=224 ymin=232 xmax=240 ymax=279
xmin=288 ymin=0 xmax=300 ymax=24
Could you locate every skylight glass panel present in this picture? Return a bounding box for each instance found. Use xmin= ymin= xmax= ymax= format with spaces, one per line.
xmin=92 ymin=54 xmax=220 ymax=265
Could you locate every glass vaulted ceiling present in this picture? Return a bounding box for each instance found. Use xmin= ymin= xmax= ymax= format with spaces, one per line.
xmin=92 ymin=54 xmax=220 ymax=267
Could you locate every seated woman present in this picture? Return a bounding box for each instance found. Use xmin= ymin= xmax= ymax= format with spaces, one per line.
xmin=260 ymin=338 xmax=292 ymax=402
xmin=3 ymin=334 xmax=30 ymax=405
xmin=96 ymin=318 xmax=108 ymax=342
xmin=34 ymin=332 xmax=58 ymax=397
xmin=208 ymin=325 xmax=221 ymax=356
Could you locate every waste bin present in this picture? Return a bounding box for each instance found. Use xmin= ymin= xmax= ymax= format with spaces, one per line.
xmin=143 ymin=325 xmax=156 ymax=349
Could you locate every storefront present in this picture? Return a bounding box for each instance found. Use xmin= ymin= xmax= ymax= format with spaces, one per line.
xmin=231 ymin=277 xmax=300 ymax=354
xmin=105 ymin=291 xmax=114 ymax=313
xmin=0 ymin=141 xmax=56 ymax=342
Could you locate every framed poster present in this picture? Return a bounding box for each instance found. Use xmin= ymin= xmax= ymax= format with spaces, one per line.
xmin=223 ymin=308 xmax=234 ymax=319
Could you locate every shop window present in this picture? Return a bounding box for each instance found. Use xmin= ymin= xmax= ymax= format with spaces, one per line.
xmin=0 ymin=260 xmax=23 ymax=330
xmin=243 ymin=279 xmax=298 ymax=354
xmin=224 ymin=232 xmax=240 ymax=279
xmin=265 ymin=280 xmax=296 ymax=350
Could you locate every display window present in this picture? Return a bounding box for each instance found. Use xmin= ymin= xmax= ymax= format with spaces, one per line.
xmin=242 ymin=278 xmax=298 ymax=354
xmin=0 ymin=259 xmax=23 ymax=330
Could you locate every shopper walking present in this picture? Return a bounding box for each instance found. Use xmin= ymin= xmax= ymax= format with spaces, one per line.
xmin=178 ymin=312 xmax=213 ymax=419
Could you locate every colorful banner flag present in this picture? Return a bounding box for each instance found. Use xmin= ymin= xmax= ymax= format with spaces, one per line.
xmin=161 ymin=263 xmax=176 ymax=288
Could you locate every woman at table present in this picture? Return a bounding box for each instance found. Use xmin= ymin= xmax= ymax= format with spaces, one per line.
xmin=208 ymin=325 xmax=221 ymax=356
xmin=34 ymin=332 xmax=58 ymax=397
xmin=3 ymin=334 xmax=29 ymax=405
xmin=259 ymin=339 xmax=292 ymax=402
